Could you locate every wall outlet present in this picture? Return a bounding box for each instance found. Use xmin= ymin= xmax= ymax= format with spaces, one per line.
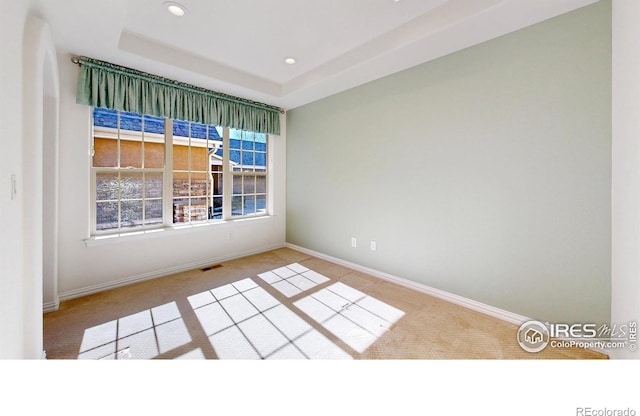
xmin=370 ymin=241 xmax=377 ymax=251
xmin=351 ymin=237 xmax=357 ymax=248
xmin=227 ymin=232 xmax=233 ymax=240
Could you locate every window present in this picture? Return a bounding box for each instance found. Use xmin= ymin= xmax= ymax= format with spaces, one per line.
xmin=230 ymin=129 xmax=267 ymax=217
xmin=92 ymin=110 xmax=166 ymax=231
xmin=91 ymin=108 xmax=268 ymax=234
xmin=171 ymin=120 xmax=223 ymax=224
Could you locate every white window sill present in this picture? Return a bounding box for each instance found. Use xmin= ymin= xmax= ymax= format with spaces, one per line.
xmin=84 ymin=215 xmax=273 ymax=247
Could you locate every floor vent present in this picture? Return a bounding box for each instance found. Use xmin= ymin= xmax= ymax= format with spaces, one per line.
xmin=201 ymin=264 xmax=223 ymax=272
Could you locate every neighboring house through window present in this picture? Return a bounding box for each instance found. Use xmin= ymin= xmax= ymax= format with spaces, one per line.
xmin=91 ymin=108 xmax=268 ymax=234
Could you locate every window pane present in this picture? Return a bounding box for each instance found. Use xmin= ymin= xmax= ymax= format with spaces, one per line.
xmin=211 ymin=126 xmax=223 ymax=139
xmin=190 ymin=199 xmax=208 ymax=221
xmin=255 ymin=152 xmax=266 ymax=168
xmin=190 ymin=122 xmax=207 ymax=139
xmin=120 ymin=173 xmax=143 ymax=199
xmin=191 ymin=147 xmax=208 ymax=171
xmin=120 ymin=200 xmax=143 ymax=228
xmin=93 ymin=138 xmax=118 ymax=167
xmin=173 ymin=143 xmax=190 ymax=171
xmin=256 ymin=195 xmax=266 ymax=213
xmin=120 ymin=139 xmax=142 ymax=168
xmin=233 ymin=175 xmax=242 ymax=194
xmin=230 ymin=150 xmax=241 ymax=168
xmin=173 ymin=200 xmax=208 ymax=223
xmin=120 ymin=111 xmax=142 ymax=132
xmin=173 ymin=120 xmax=189 ymax=137
xmin=232 ymin=195 xmax=243 ymax=216
xmin=96 ymin=173 xmax=119 ymax=201
xmin=143 ymin=114 xmax=165 ymax=135
xmin=212 ymin=196 xmax=222 ymax=219
xmin=212 ymin=168 xmax=223 ymax=196
xmin=230 ymin=131 xmax=242 ymax=150
xmin=243 ymin=195 xmax=257 ymax=216
xmin=173 ymin=172 xmax=189 ymax=198
xmin=256 ymin=176 xmax=266 ymax=194
xmin=243 ymin=175 xmax=256 ymax=194
xmin=145 ymin=173 xmax=163 ymax=199
xmin=96 ymin=201 xmax=118 ymax=230
xmin=93 ymin=108 xmax=118 ymax=129
xmin=190 ymin=172 xmax=209 ymax=197
xmin=144 ymin=141 xmax=165 ymax=169
xmin=242 ymin=152 xmax=255 ymax=169
xmin=242 ymin=139 xmax=254 ymax=150
xmin=173 ymin=200 xmax=188 ymax=223
xmin=145 ymin=199 xmax=163 ymax=226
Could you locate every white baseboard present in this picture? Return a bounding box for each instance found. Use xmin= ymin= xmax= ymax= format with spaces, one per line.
xmin=57 ymin=243 xmax=287 ymax=302
xmin=43 ymin=300 xmax=59 ymax=313
xmin=286 ymin=243 xmax=531 ymax=326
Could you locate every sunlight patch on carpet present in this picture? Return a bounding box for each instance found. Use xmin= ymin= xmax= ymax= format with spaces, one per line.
xmin=188 ymin=277 xmax=351 ymax=359
xmin=294 ymin=282 xmax=405 ymax=353
xmin=78 ymin=301 xmax=191 ymax=359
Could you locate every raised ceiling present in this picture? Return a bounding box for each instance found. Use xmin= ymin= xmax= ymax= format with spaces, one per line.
xmin=33 ymin=0 xmax=598 ymax=109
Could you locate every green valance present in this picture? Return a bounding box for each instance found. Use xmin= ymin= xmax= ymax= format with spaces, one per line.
xmin=75 ymin=56 xmax=281 ymax=135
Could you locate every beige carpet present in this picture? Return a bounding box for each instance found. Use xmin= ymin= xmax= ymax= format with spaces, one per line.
xmin=43 ymin=247 xmax=607 ymax=360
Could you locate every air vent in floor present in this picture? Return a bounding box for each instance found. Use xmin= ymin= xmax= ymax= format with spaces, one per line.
xmin=201 ymin=264 xmax=223 ymax=272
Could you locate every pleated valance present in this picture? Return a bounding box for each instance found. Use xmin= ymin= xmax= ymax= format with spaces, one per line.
xmin=75 ymin=56 xmax=281 ymax=135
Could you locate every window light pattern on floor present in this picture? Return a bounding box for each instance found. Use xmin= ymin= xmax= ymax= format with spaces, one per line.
xmin=188 ymin=277 xmax=351 ymax=359
xmin=78 ymin=301 xmax=191 ymax=359
xmin=293 ymin=282 xmax=405 ymax=353
xmin=257 ymin=262 xmax=330 ymax=297
xmin=175 ymin=348 xmax=206 ymax=359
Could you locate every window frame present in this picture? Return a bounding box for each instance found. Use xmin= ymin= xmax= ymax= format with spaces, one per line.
xmin=90 ymin=109 xmax=270 ymax=236
xmin=226 ymin=129 xmax=269 ymax=219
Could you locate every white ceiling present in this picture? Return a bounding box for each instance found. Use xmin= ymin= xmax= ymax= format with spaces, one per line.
xmin=33 ymin=0 xmax=598 ymax=110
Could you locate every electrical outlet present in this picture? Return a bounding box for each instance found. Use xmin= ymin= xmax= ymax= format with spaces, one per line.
xmin=370 ymin=241 xmax=377 ymax=251
xmin=351 ymin=237 xmax=357 ymax=248
xmin=227 ymin=232 xmax=233 ymax=240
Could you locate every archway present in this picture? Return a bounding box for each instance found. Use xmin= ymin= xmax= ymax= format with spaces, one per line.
xmin=23 ymin=16 xmax=60 ymax=358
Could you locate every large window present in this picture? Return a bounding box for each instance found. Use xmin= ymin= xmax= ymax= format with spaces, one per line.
xmin=91 ymin=108 xmax=268 ymax=234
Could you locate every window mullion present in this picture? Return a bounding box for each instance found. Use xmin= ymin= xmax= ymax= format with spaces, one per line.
xmin=164 ymin=119 xmax=173 ymax=227
xmin=188 ymin=124 xmax=192 ymax=222
xmin=141 ymin=115 xmax=146 ymax=226
xmin=116 ymin=114 xmax=122 ymax=230
xmin=222 ymin=127 xmax=231 ymax=220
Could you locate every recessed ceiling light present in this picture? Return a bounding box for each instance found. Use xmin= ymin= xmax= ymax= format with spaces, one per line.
xmin=284 ymin=57 xmax=296 ymax=65
xmin=164 ymin=2 xmax=188 ymax=17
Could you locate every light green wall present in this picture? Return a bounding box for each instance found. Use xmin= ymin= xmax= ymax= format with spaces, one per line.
xmin=286 ymin=1 xmax=611 ymax=325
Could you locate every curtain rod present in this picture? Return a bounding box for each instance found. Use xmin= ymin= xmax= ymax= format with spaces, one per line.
xmin=69 ymin=56 xmax=285 ymax=114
